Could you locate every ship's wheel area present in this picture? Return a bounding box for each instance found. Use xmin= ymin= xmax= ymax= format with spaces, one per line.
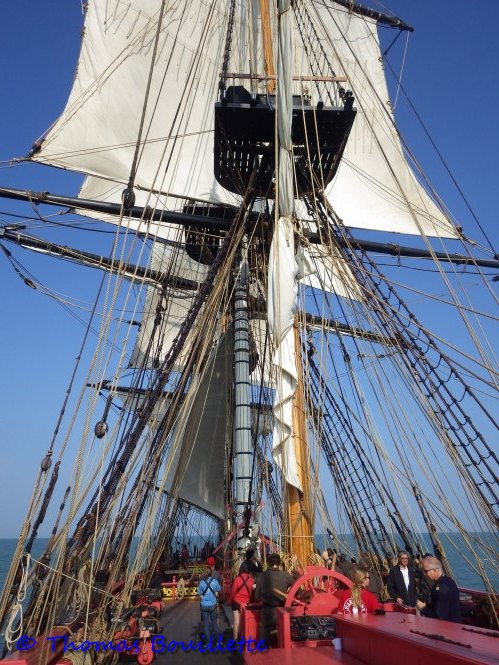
xmin=284 ymin=565 xmax=352 ymax=615
xmin=240 ymin=566 xmax=352 ymax=650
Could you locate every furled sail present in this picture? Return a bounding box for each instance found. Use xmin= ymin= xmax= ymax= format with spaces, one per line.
xmin=79 ymin=173 xmax=363 ymax=302
xmin=268 ymin=0 xmax=302 ymax=489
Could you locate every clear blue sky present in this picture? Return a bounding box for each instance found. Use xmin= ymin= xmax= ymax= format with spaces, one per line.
xmin=0 ymin=1 xmax=497 ymax=538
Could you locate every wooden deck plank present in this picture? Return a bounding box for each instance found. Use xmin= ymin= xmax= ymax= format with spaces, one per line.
xmin=155 ymin=600 xmax=243 ymax=664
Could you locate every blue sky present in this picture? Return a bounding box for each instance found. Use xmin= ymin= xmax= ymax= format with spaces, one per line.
xmin=0 ymin=1 xmax=497 ymax=538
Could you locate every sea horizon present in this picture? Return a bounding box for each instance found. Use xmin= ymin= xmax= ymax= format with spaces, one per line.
xmin=0 ymin=532 xmax=497 ymax=593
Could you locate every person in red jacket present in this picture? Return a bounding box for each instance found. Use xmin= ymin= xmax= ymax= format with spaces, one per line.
xmin=228 ymin=571 xmax=254 ymax=639
xmin=337 ymin=566 xmax=381 ymax=615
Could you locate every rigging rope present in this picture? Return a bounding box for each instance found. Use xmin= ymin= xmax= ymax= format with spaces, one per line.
xmin=305 ymin=191 xmax=498 ymax=529
xmin=220 ymin=0 xmax=237 ymax=94
xmin=4 ymin=555 xmax=30 ymax=651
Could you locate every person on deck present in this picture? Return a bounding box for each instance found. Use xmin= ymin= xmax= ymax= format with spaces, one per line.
xmin=205 ymin=556 xmax=221 ymax=581
xmin=416 ymin=556 xmax=462 ymax=623
xmin=336 ymin=566 xmax=381 ymax=615
xmin=228 ymin=570 xmax=255 ymax=639
xmin=387 ymin=550 xmax=417 ymax=607
xmin=321 ymin=548 xmax=337 ymax=569
xmin=357 ymin=556 xmax=384 ymax=601
xmin=197 ymin=563 xmax=222 ymax=645
xmin=239 ymin=548 xmax=263 ymax=577
xmin=336 ymin=553 xmax=354 ymax=580
xmin=254 ymin=553 xmax=296 ymax=647
xmin=180 ymin=543 xmax=189 ymax=567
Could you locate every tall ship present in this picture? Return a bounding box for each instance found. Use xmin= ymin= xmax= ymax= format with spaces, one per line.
xmin=0 ymin=1 xmax=497 ymax=664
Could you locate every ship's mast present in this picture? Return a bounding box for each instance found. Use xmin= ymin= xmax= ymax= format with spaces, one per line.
xmin=259 ymin=0 xmax=275 ymax=93
xmin=233 ymin=246 xmax=253 ymax=557
xmin=285 ymin=324 xmax=315 ymax=561
xmin=273 ymin=0 xmax=315 ymax=563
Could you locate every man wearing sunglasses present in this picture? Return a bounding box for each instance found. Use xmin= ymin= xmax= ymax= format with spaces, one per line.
xmin=416 ymin=556 xmax=462 ymax=623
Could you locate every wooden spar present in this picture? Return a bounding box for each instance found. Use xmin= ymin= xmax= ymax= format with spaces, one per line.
xmin=284 ymin=322 xmax=315 ymax=564
xmin=259 ymin=0 xmax=276 ymax=93
xmin=222 ymin=73 xmax=347 ymax=82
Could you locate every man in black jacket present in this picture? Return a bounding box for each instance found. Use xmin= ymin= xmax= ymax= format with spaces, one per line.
xmin=387 ymin=551 xmax=417 ymax=607
xmin=255 ymin=553 xmax=296 ymax=647
xmin=416 ymin=556 xmax=462 ymax=623
xmin=239 ymin=548 xmax=263 ymax=577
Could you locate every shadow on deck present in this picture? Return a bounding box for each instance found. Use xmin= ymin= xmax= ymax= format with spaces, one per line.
xmin=154 ymin=600 xmax=243 ymax=664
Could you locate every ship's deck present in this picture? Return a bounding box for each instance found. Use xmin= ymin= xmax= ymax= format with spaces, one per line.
xmin=156 ymin=600 xmax=243 ymax=664
xmin=334 ymin=613 xmax=499 ymax=665
xmin=242 ymin=610 xmax=499 ymax=665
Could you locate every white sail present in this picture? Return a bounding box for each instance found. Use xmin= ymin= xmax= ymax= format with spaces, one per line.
xmin=111 ymin=334 xmax=232 ymax=519
xmin=32 ymin=0 xmax=456 ymax=238
xmin=109 ymin=336 xmax=231 ymax=519
xmin=268 ymin=0 xmax=301 ymax=489
xmin=80 ymin=173 xmax=363 ymax=300
xmin=163 ymin=332 xmax=233 ymax=519
xmin=312 ymin=5 xmax=456 ymax=237
xmin=31 ymin=0 xmax=239 ymax=204
xmin=30 ymin=0 xmax=458 ymax=494
xmin=77 ymin=176 xmax=206 ymax=370
xmin=129 ymin=247 xmax=196 ymax=371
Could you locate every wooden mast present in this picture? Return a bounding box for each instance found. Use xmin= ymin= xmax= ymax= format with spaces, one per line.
xmin=259 ymin=0 xmax=275 ymax=92
xmin=284 ymin=322 xmax=315 ymax=564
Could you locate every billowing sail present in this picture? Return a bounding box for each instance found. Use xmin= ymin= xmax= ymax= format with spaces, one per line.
xmin=32 ymin=0 xmax=454 ymax=493
xmin=32 ymin=0 xmax=236 ymax=205
xmin=28 ymin=0 xmax=461 ymax=499
xmin=318 ymin=6 xmax=456 ymax=237
xmin=31 ymin=0 xmax=456 ymax=238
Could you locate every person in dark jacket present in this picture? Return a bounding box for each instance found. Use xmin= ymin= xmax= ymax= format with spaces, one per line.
xmin=255 ymin=553 xmax=296 ymax=647
xmin=239 ymin=548 xmax=263 ymax=577
xmin=336 ymin=553 xmax=354 ymax=580
xmin=416 ymin=556 xmax=462 ymax=623
xmin=387 ymin=551 xmax=417 ymax=607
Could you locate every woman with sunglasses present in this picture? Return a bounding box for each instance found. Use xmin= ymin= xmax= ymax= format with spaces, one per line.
xmin=336 ymin=566 xmax=381 ymax=615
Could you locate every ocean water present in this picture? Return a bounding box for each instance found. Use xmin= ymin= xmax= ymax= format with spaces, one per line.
xmin=325 ymin=532 xmax=498 ymax=591
xmin=0 ymin=533 xmax=496 ymax=594
xmin=0 ymin=534 xmax=496 ymax=653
